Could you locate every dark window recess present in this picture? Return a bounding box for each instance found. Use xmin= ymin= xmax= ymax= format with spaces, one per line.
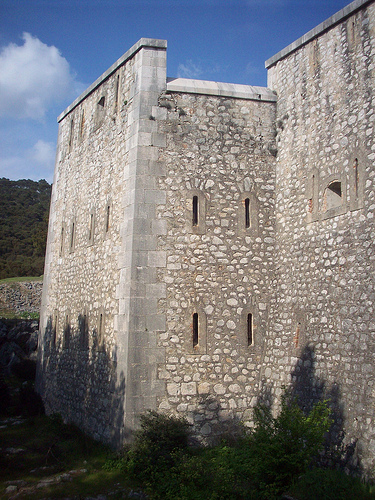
xmin=192 ymin=196 xmax=198 ymax=226
xmin=52 ymin=315 xmax=57 ymax=347
xmin=98 ymin=313 xmax=103 ymax=345
xmin=354 ymin=158 xmax=358 ymax=198
xmin=89 ymin=213 xmax=94 ymax=241
xmin=69 ymin=119 xmax=74 ymax=150
xmin=98 ymin=96 xmax=105 ymax=107
xmin=80 ymin=111 xmax=85 ymax=138
xmin=70 ymin=222 xmax=75 ymax=249
xmin=79 ymin=314 xmax=88 ymax=348
xmin=193 ymin=312 xmax=199 ymax=347
xmin=247 ymin=313 xmax=253 ymax=346
xmin=309 ymin=175 xmax=315 ymax=213
xmin=60 ymin=227 xmax=64 ymax=256
xmin=325 ymin=181 xmax=342 ymax=210
xmin=245 ymin=198 xmax=250 ymax=228
xmin=106 ymin=205 xmax=110 ymax=232
xmin=115 ymin=75 xmax=120 ymax=108
xmin=64 ymin=316 xmax=70 ymax=349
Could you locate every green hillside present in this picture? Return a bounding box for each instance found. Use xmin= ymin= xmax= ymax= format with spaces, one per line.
xmin=0 ymin=178 xmax=51 ymax=279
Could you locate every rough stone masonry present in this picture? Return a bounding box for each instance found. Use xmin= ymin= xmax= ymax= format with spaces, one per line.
xmin=36 ymin=0 xmax=375 ymax=474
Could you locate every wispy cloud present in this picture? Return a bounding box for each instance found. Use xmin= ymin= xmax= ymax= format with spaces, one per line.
xmin=0 ymin=33 xmax=80 ymax=120
xmin=177 ymin=60 xmax=204 ymax=79
xmin=177 ymin=59 xmax=224 ymax=80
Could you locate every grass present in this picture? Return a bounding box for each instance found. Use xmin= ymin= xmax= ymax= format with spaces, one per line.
xmin=0 ymin=414 xmax=135 ymax=499
xmin=0 ymin=309 xmax=40 ymax=320
xmin=0 ymin=276 xmax=43 ymax=284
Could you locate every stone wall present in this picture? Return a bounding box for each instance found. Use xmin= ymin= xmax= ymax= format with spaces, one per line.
xmin=154 ymin=88 xmax=277 ymax=437
xmin=37 ymin=39 xmax=168 ymax=445
xmin=266 ymin=0 xmax=375 ymax=473
xmin=0 ymin=281 xmax=42 ymax=315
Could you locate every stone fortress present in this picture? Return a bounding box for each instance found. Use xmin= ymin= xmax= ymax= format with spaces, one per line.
xmin=36 ymin=0 xmax=375 ymax=472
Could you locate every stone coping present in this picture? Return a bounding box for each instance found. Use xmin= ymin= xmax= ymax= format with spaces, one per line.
xmin=58 ymin=38 xmax=167 ymax=122
xmin=265 ymin=0 xmax=374 ymax=68
xmin=166 ymin=77 xmax=276 ymax=102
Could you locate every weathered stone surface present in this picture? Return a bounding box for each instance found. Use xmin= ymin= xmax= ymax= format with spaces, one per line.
xmin=0 ymin=282 xmax=42 ymax=315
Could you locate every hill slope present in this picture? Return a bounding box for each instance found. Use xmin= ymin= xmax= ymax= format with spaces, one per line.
xmin=0 ymin=178 xmax=51 ymax=279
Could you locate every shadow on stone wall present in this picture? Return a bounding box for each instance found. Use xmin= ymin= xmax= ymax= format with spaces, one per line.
xmin=38 ymin=315 xmax=127 ymax=448
xmin=290 ymin=344 xmax=360 ymax=475
xmin=182 ymin=343 xmax=361 ymax=476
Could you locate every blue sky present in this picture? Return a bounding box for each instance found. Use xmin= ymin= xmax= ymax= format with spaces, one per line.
xmin=1 ymin=0 xmax=351 ymax=182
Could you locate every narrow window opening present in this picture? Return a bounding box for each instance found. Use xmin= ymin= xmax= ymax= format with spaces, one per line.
xmin=98 ymin=313 xmax=103 ymax=347
xmin=52 ymin=314 xmax=58 ymax=347
xmin=88 ymin=213 xmax=94 ymax=242
xmin=325 ymin=181 xmax=342 ymax=211
xmin=192 ymin=196 xmax=198 ymax=226
xmin=60 ymin=226 xmax=64 ymax=256
xmin=105 ymin=204 xmax=110 ymax=232
xmin=245 ymin=197 xmax=250 ymax=228
xmin=354 ymin=158 xmax=359 ymax=198
xmin=80 ymin=111 xmax=85 ymax=138
xmin=114 ymin=75 xmax=120 ymax=110
xmin=70 ymin=222 xmax=75 ymax=250
xmin=247 ymin=313 xmax=253 ymax=346
xmin=64 ymin=315 xmax=70 ymax=349
xmin=96 ymin=97 xmax=106 ymax=129
xmin=193 ymin=312 xmax=199 ymax=347
xmin=308 ymin=175 xmax=315 ymax=213
xmin=68 ymin=119 xmax=74 ymax=151
xmin=80 ymin=314 xmax=88 ymax=349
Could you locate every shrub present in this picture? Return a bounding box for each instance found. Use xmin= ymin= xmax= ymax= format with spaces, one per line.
xmin=288 ymin=468 xmax=375 ymax=500
xmin=246 ymin=393 xmax=333 ymax=498
xmin=127 ymin=410 xmax=191 ymax=486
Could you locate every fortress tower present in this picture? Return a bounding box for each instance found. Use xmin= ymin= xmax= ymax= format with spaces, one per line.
xmin=37 ymin=0 xmax=375 ymax=472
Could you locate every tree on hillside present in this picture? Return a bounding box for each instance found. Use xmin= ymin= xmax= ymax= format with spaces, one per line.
xmin=0 ymin=178 xmax=51 ymax=279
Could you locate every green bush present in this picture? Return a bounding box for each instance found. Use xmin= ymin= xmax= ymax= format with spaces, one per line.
xmin=126 ymin=410 xmax=191 ymax=490
xmin=288 ymin=468 xmax=375 ymax=500
xmin=245 ymin=393 xmax=333 ymax=498
xmin=123 ymin=398 xmax=338 ymax=500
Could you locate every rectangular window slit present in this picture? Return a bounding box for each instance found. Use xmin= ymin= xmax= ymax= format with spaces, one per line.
xmin=89 ymin=213 xmax=94 ymax=241
xmin=64 ymin=315 xmax=70 ymax=349
xmin=193 ymin=312 xmax=198 ymax=347
xmin=192 ymin=196 xmax=198 ymax=226
xmin=354 ymin=158 xmax=358 ymax=198
xmin=247 ymin=313 xmax=253 ymax=346
xmin=98 ymin=313 xmax=103 ymax=346
xmin=60 ymin=227 xmax=64 ymax=256
xmin=106 ymin=205 xmax=110 ymax=232
xmin=245 ymin=198 xmax=250 ymax=228
xmin=70 ymin=222 xmax=75 ymax=249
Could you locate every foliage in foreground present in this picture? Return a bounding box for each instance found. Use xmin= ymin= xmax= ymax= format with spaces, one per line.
xmin=288 ymin=468 xmax=375 ymax=500
xmin=121 ymin=395 xmax=370 ymax=500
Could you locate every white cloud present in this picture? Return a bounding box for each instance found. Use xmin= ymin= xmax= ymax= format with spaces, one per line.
xmin=0 ymin=140 xmax=56 ymax=182
xmin=28 ymin=140 xmax=56 ymax=167
xmin=0 ymin=33 xmax=78 ymax=120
